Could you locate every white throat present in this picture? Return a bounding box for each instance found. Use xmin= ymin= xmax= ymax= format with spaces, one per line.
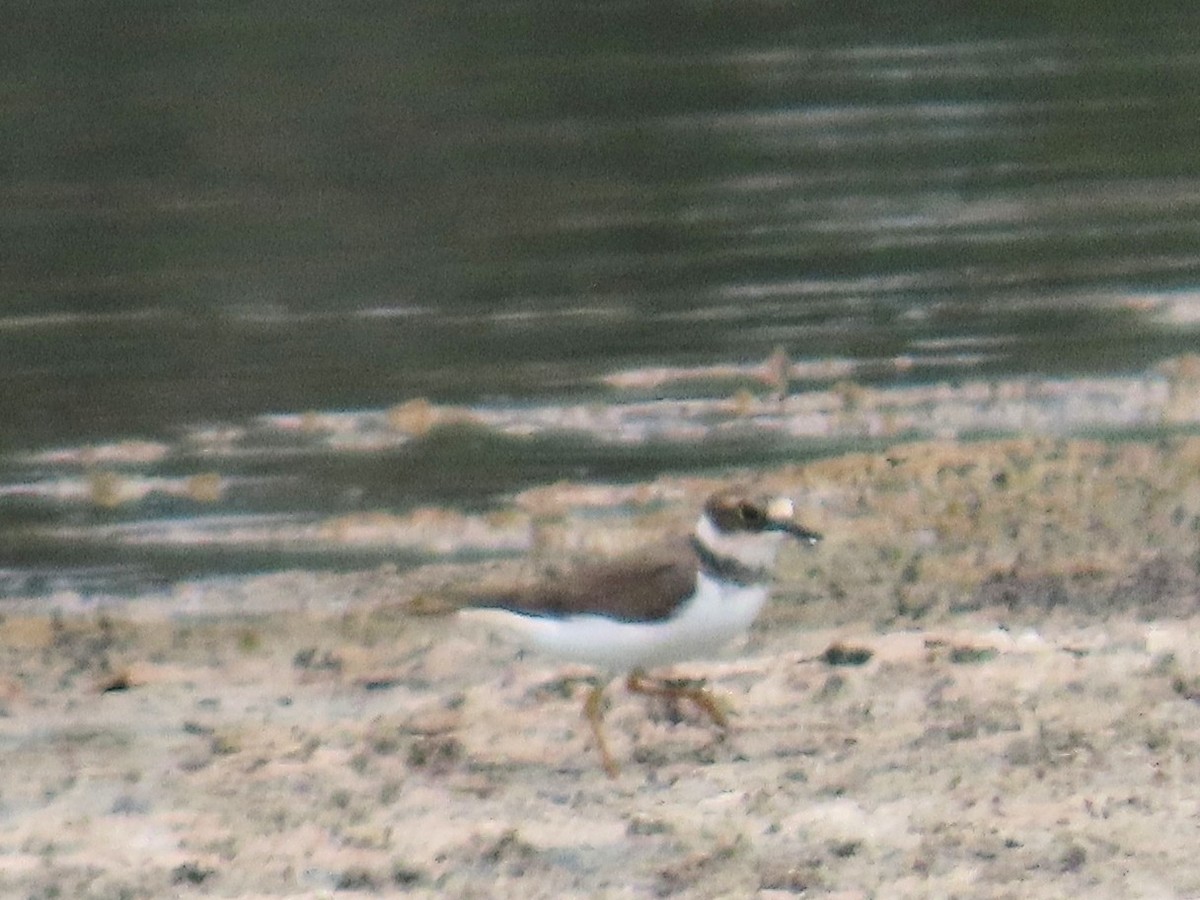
xmin=693 ymin=513 xmax=787 ymax=577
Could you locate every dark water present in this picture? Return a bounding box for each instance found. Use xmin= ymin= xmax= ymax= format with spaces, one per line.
xmin=3 ymin=3 xmax=1200 ymax=595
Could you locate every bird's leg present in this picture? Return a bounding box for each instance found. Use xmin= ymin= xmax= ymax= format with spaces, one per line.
xmin=582 ymin=678 xmax=620 ymax=778
xmin=626 ymin=668 xmax=731 ymax=732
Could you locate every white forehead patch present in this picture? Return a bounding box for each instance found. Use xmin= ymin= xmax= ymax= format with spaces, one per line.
xmin=766 ymin=496 xmax=794 ymax=520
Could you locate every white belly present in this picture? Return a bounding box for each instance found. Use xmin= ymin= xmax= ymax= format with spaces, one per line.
xmin=462 ymin=573 xmax=770 ymax=672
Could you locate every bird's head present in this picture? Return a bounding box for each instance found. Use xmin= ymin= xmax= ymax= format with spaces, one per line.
xmin=696 ymin=490 xmax=822 ymax=573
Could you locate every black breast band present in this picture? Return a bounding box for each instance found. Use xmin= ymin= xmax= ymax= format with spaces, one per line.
xmin=690 ymin=536 xmax=769 ymax=588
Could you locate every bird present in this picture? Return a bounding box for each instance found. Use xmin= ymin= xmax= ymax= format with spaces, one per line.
xmin=459 ymin=488 xmax=822 ymax=776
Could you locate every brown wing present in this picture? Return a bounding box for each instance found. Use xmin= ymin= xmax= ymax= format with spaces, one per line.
xmin=475 ymin=540 xmax=700 ymax=623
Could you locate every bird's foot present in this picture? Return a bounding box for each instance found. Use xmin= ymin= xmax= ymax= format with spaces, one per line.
xmin=626 ymin=669 xmax=733 ymax=732
xmin=582 ymin=680 xmax=620 ymax=778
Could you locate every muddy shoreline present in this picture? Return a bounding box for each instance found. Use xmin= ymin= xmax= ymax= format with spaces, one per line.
xmin=2 ymin=436 xmax=1200 ymax=898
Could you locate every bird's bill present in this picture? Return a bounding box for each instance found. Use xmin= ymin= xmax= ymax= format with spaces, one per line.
xmin=783 ymin=522 xmax=822 ymax=544
xmin=765 ymin=496 xmax=822 ymax=544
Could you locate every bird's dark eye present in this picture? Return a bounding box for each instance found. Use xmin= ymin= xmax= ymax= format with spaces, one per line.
xmin=739 ymin=502 xmax=765 ymax=526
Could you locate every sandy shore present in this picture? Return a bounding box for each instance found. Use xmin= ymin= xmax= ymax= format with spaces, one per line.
xmin=2 ymin=436 xmax=1199 ymax=898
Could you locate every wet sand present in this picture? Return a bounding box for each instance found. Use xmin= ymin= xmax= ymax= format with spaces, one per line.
xmin=2 ymin=436 xmax=1200 ymax=898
